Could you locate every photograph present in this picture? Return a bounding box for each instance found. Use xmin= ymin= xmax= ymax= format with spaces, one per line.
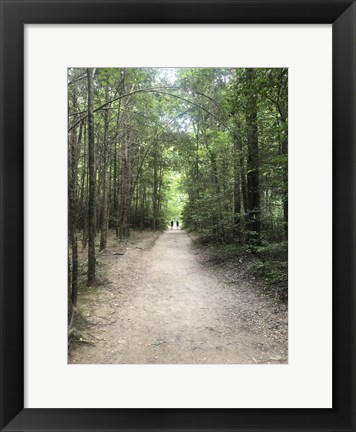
xmin=2 ymin=0 xmax=355 ymax=428
xmin=67 ymin=67 xmax=288 ymax=364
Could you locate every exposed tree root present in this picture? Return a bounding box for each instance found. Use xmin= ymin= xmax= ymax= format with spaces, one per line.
xmin=74 ymin=338 xmax=96 ymax=346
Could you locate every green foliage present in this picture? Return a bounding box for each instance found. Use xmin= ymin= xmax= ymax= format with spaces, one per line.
xmin=164 ymin=171 xmax=187 ymax=222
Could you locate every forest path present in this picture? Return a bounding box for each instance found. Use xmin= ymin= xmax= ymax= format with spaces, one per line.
xmin=69 ymin=230 xmax=288 ymax=364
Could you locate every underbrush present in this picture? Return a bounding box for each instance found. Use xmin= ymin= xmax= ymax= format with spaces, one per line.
xmin=194 ymin=238 xmax=288 ymax=302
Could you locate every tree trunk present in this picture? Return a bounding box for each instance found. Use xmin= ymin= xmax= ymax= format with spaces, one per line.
xmin=233 ymin=130 xmax=242 ymax=238
xmin=120 ymin=128 xmax=131 ymax=238
xmin=87 ymin=68 xmax=96 ymax=285
xmin=240 ymin=152 xmax=248 ymax=215
xmin=152 ymin=144 xmax=159 ymax=231
xmin=281 ymin=133 xmax=288 ymax=239
xmin=99 ymin=85 xmax=110 ymax=251
xmin=114 ymin=139 xmax=119 ymax=238
xmin=245 ymin=68 xmax=261 ymax=244
xmin=68 ymin=90 xmax=80 ymax=306
xmin=68 ymin=252 xmax=72 ymax=324
xmin=210 ymin=150 xmax=225 ymax=242
xmin=140 ymin=180 xmax=146 ymax=231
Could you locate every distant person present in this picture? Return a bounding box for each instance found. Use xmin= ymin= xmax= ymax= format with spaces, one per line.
xmin=176 ymin=220 xmax=179 ymax=229
xmin=170 ymin=220 xmax=174 ymax=230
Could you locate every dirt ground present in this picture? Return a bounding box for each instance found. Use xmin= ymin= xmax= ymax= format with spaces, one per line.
xmin=69 ymin=229 xmax=288 ymax=364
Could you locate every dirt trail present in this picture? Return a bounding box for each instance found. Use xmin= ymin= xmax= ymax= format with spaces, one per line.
xmin=69 ymin=230 xmax=288 ymax=364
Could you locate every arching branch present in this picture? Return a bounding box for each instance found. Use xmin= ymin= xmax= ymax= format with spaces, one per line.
xmin=68 ymin=87 xmax=230 ymax=132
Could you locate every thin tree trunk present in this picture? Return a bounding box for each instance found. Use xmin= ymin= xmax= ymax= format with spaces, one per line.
xmin=281 ymin=133 xmax=288 ymax=239
xmin=79 ymin=125 xmax=87 ymax=231
xmin=120 ymin=128 xmax=131 ymax=238
xmin=233 ymin=130 xmax=242 ymax=238
xmin=152 ymin=144 xmax=159 ymax=231
xmin=81 ymin=126 xmax=89 ymax=247
xmin=240 ymin=151 xmax=248 ymax=215
xmin=68 ymin=90 xmax=80 ymax=307
xmin=68 ymin=252 xmax=72 ymax=324
xmin=114 ymin=139 xmax=119 ymax=238
xmin=210 ymin=151 xmax=225 ymax=242
xmin=245 ymin=68 xmax=261 ymax=244
xmin=140 ymin=180 xmax=146 ymax=232
xmin=99 ymin=85 xmax=110 ymax=251
xmin=113 ymin=100 xmax=122 ymax=238
xmin=134 ymin=183 xmax=139 ymax=229
xmin=87 ymin=68 xmax=96 ymax=285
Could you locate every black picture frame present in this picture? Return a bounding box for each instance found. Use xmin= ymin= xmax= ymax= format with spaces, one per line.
xmin=1 ymin=1 xmax=355 ymax=431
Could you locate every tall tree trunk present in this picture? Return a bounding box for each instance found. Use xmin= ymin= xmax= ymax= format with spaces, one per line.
xmin=113 ymin=100 xmax=122 ymax=238
xmin=120 ymin=128 xmax=131 ymax=238
xmin=114 ymin=139 xmax=119 ymax=238
xmin=81 ymin=126 xmax=89 ymax=247
xmin=140 ymin=180 xmax=146 ymax=232
xmin=68 ymin=90 xmax=80 ymax=307
xmin=158 ymin=166 xmax=163 ymax=214
xmin=99 ymin=85 xmax=110 ymax=251
xmin=281 ymin=132 xmax=288 ymax=239
xmin=87 ymin=68 xmax=96 ymax=285
xmin=108 ymin=160 xmax=113 ymax=228
xmin=240 ymin=152 xmax=248 ymax=215
xmin=68 ymin=252 xmax=72 ymax=324
xmin=245 ymin=68 xmax=261 ymax=243
xmin=233 ymin=130 xmax=242 ymax=238
xmin=210 ymin=150 xmax=225 ymax=242
xmin=152 ymin=144 xmax=159 ymax=231
xmin=134 ymin=183 xmax=139 ymax=229
xmin=79 ymin=125 xmax=87 ymax=232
